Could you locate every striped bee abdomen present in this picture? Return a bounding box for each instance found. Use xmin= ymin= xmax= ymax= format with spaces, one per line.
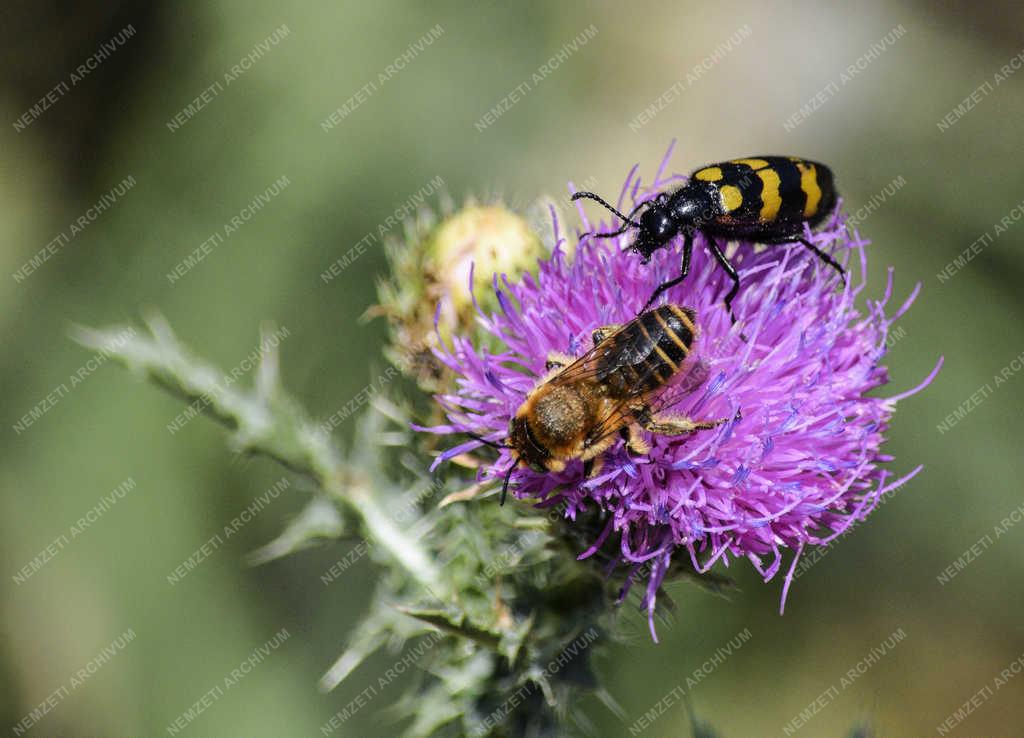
xmin=600 ymin=305 xmax=696 ymax=395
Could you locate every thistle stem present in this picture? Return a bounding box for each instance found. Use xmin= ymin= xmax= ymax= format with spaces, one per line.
xmin=71 ymin=316 xmax=446 ymax=596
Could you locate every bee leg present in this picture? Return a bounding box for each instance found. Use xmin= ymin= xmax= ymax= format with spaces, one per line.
xmin=635 ymin=405 xmax=728 ymax=436
xmin=545 ymin=351 xmax=576 ymax=371
xmin=579 ymin=433 xmax=617 ymax=477
xmin=582 ymin=456 xmax=604 ymax=478
xmin=591 ymin=325 xmax=623 ymax=345
xmin=625 ymin=424 xmax=651 ymax=455
xmin=642 ymin=232 xmax=694 ymax=311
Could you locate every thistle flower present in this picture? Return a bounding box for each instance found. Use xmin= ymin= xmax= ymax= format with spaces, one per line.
xmin=420 ymin=144 xmax=941 ymax=638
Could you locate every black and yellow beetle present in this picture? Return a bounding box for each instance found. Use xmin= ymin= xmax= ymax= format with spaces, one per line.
xmin=572 ymin=156 xmax=844 ymax=321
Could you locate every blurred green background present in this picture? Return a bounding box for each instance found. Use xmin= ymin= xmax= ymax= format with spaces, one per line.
xmin=2 ymin=1 xmax=1022 ymax=735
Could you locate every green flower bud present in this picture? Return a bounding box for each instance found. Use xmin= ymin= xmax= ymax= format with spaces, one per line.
xmin=374 ymin=203 xmax=545 ymax=393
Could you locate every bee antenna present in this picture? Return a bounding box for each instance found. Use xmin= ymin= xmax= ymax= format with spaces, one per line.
xmin=571 ymin=191 xmax=642 ymax=228
xmin=499 ymin=463 xmax=516 ymax=506
xmin=465 ymin=432 xmax=510 ymax=450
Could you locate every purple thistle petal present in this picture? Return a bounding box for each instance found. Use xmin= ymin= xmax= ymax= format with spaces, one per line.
xmin=577 ymin=517 xmax=615 ymax=561
xmin=779 ymin=541 xmax=805 ymax=614
xmin=617 ymin=162 xmax=641 ymax=214
xmin=886 ymin=356 xmax=945 ymax=403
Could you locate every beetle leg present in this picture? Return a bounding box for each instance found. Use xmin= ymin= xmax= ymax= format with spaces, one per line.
xmin=705 ymin=237 xmax=741 ymax=325
xmin=761 ymin=234 xmax=846 ymax=281
xmin=794 ymin=237 xmax=845 ymax=278
xmin=642 ymin=233 xmax=694 ymax=311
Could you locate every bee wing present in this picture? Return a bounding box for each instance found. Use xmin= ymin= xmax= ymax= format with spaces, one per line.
xmin=537 ymin=330 xmax=664 ymax=449
xmin=582 ymin=401 xmax=640 ymax=449
xmin=582 ymin=359 xmax=712 ymax=450
xmin=541 ymin=328 xmax=638 ymax=386
xmin=543 ymin=309 xmax=697 ymax=386
xmin=581 ymin=364 xmax=668 ymax=448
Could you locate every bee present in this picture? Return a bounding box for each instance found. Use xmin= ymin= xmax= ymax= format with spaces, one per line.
xmin=491 ymin=304 xmax=729 ymax=504
xmin=572 ymin=156 xmax=844 ymax=322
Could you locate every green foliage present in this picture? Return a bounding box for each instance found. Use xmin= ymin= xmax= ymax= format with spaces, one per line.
xmin=73 ymin=316 xmax=618 ymax=737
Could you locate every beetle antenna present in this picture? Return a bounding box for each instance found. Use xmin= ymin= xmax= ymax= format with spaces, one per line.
xmin=571 ymin=191 xmax=642 ymax=228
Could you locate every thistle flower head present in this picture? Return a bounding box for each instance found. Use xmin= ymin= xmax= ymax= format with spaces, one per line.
xmin=420 ymin=144 xmax=940 ymax=638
